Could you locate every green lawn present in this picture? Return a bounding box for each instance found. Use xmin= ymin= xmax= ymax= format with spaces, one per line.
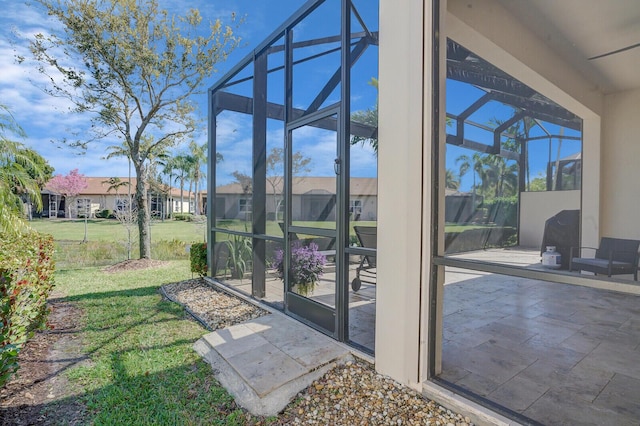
xmin=214 ymin=219 xmax=378 ymax=239
xmin=444 ymin=223 xmax=502 ymax=233
xmin=55 ymin=261 xmax=256 ymax=425
xmin=29 ymin=218 xmax=207 ymax=243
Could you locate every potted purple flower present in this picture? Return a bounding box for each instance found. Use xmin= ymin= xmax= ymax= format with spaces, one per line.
xmin=273 ymin=242 xmax=326 ymax=296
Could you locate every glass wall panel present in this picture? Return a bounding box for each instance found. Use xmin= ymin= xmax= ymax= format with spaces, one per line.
xmin=263 ymin=238 xmax=285 ymax=309
xmin=444 ymin=39 xmax=583 ymax=276
xmin=291 ymin=0 xmax=341 ymax=115
xmin=287 ymin=237 xmax=336 ymax=309
xmin=346 ymin=0 xmax=378 ymax=352
xmin=265 ymin=117 xmax=286 ymax=234
xmin=214 ymin=109 xmax=253 ymax=231
xmin=290 ymin=115 xmax=338 ymax=229
xmin=212 ymin=232 xmax=253 ymax=292
xmin=348 ymin=109 xmax=377 ymax=352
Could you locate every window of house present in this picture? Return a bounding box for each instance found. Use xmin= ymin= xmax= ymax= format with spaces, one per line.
xmin=115 ymin=197 xmax=129 ymax=211
xmin=76 ymin=198 xmax=91 ymax=217
xmin=76 ymin=198 xmax=91 ymax=212
xmin=239 ymin=198 xmax=252 ymax=213
xmin=349 ymin=199 xmax=362 ymax=216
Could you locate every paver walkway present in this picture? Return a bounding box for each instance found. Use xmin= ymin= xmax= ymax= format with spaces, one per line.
xmin=194 ymin=312 xmax=352 ymax=416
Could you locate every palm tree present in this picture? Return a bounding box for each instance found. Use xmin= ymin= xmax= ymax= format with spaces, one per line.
xmin=445 ymin=168 xmax=460 ymax=190
xmin=456 ymin=152 xmax=486 ymax=206
xmin=483 ymin=155 xmax=519 ymax=198
xmin=188 ymin=141 xmax=207 ymax=215
xmin=103 ymin=177 xmax=129 ymax=197
xmin=0 ymin=105 xmax=43 ymax=233
xmin=172 ymin=154 xmax=191 ymax=214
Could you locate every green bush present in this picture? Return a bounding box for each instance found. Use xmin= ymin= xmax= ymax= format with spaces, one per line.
xmin=96 ymin=209 xmax=114 ymax=219
xmin=0 ymin=231 xmax=55 ymax=388
xmin=190 ymin=242 xmax=208 ymax=277
xmin=482 ymin=197 xmax=518 ymax=227
xmin=173 ymin=213 xmax=193 ymax=221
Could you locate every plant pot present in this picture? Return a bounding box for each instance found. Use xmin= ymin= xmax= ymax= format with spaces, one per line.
xmin=291 ymin=282 xmax=317 ymax=297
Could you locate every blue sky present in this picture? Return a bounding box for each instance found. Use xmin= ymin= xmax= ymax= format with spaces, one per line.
xmin=1 ymin=0 xmax=577 ymax=191
xmin=0 ymin=0 xmax=313 ymax=178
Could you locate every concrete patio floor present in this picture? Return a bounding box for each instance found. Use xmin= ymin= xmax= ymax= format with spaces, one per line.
xmin=441 ymin=263 xmax=640 ymax=425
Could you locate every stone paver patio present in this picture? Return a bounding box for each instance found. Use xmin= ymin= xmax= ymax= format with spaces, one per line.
xmin=441 ymin=261 xmax=640 ymax=425
xmin=216 ymin=247 xmax=640 ymax=424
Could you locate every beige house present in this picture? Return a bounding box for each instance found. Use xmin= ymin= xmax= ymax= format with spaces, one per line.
xmin=214 ymin=177 xmax=377 ymax=222
xmin=42 ymin=177 xmax=195 ymax=218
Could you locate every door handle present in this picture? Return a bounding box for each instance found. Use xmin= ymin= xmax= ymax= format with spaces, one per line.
xmin=334 ymin=158 xmax=341 ymax=175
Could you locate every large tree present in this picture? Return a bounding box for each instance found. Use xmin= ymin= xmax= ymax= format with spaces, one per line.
xmin=25 ymin=0 xmax=238 ymax=258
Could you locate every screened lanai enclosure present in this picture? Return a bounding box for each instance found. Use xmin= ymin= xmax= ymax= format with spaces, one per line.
xmin=207 ymin=0 xmax=379 ymax=352
xmin=435 ymin=32 xmax=639 ymax=425
xmin=443 ymin=39 xmax=583 ymax=262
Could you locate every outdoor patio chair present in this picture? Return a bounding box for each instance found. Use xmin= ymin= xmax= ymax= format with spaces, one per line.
xmin=569 ymin=237 xmax=640 ymax=280
xmin=278 ymin=222 xmax=336 ymax=260
xmin=351 ymin=226 xmax=377 ymax=291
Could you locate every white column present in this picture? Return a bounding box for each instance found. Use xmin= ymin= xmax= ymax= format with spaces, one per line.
xmin=376 ymin=0 xmax=436 ymax=389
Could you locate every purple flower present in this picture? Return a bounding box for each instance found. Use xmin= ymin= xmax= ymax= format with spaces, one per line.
xmin=273 ymin=241 xmax=326 ymax=286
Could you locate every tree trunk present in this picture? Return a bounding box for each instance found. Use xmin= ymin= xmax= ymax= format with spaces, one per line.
xmin=194 ymin=175 xmax=200 ymax=215
xmin=135 ymin=163 xmax=151 ymax=259
xmin=179 ymin=177 xmax=184 ymax=214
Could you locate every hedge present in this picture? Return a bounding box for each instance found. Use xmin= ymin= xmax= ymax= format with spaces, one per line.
xmin=190 ymin=242 xmax=208 ymax=277
xmin=482 ymin=197 xmax=518 ymax=227
xmin=0 ymin=231 xmax=55 ymax=388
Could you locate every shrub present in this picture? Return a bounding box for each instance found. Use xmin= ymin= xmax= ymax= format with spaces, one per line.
xmin=96 ymin=209 xmax=114 ymax=219
xmin=482 ymin=197 xmax=518 ymax=227
xmin=0 ymin=231 xmax=55 ymax=388
xmin=226 ymin=236 xmax=252 ymax=279
xmin=190 ymin=242 xmax=208 ymax=277
xmin=173 ymin=213 xmax=193 ymax=221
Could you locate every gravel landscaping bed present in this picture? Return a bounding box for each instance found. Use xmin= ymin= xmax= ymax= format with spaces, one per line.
xmin=161 ymin=278 xmax=269 ymax=329
xmin=162 ymin=278 xmax=474 ymax=426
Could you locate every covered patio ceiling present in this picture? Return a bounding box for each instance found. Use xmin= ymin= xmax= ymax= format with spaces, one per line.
xmin=447 ymin=0 xmax=640 ymax=160
xmin=496 ymin=0 xmax=640 ymax=94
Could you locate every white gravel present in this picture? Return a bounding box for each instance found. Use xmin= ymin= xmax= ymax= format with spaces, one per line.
xmin=162 ymin=278 xmax=474 ymax=426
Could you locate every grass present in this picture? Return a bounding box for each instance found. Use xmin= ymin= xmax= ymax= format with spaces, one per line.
xmin=28 ymin=218 xmax=207 ymax=243
xmin=55 ymin=261 xmax=258 ymax=425
xmin=444 ymin=223 xmax=502 ymax=232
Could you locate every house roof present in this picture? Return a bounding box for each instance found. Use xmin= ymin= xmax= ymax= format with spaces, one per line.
xmin=44 ymin=177 xmax=192 ymax=198
xmin=214 ymin=177 xmax=378 ymax=196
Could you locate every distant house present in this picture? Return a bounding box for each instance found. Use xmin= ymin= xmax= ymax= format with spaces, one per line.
xmin=40 ymin=177 xmax=196 ymax=219
xmin=213 ymin=177 xmax=378 ymax=222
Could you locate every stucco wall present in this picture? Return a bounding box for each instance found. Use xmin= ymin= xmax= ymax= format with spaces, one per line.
xmin=601 ymin=88 xmax=640 ymax=240
xmin=520 ymin=190 xmax=581 ymax=248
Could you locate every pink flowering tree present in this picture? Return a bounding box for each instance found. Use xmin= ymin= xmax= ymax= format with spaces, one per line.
xmin=47 ymin=169 xmax=88 ymax=218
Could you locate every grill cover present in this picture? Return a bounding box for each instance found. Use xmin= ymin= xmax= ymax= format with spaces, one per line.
xmin=540 ymin=210 xmax=580 ymax=270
